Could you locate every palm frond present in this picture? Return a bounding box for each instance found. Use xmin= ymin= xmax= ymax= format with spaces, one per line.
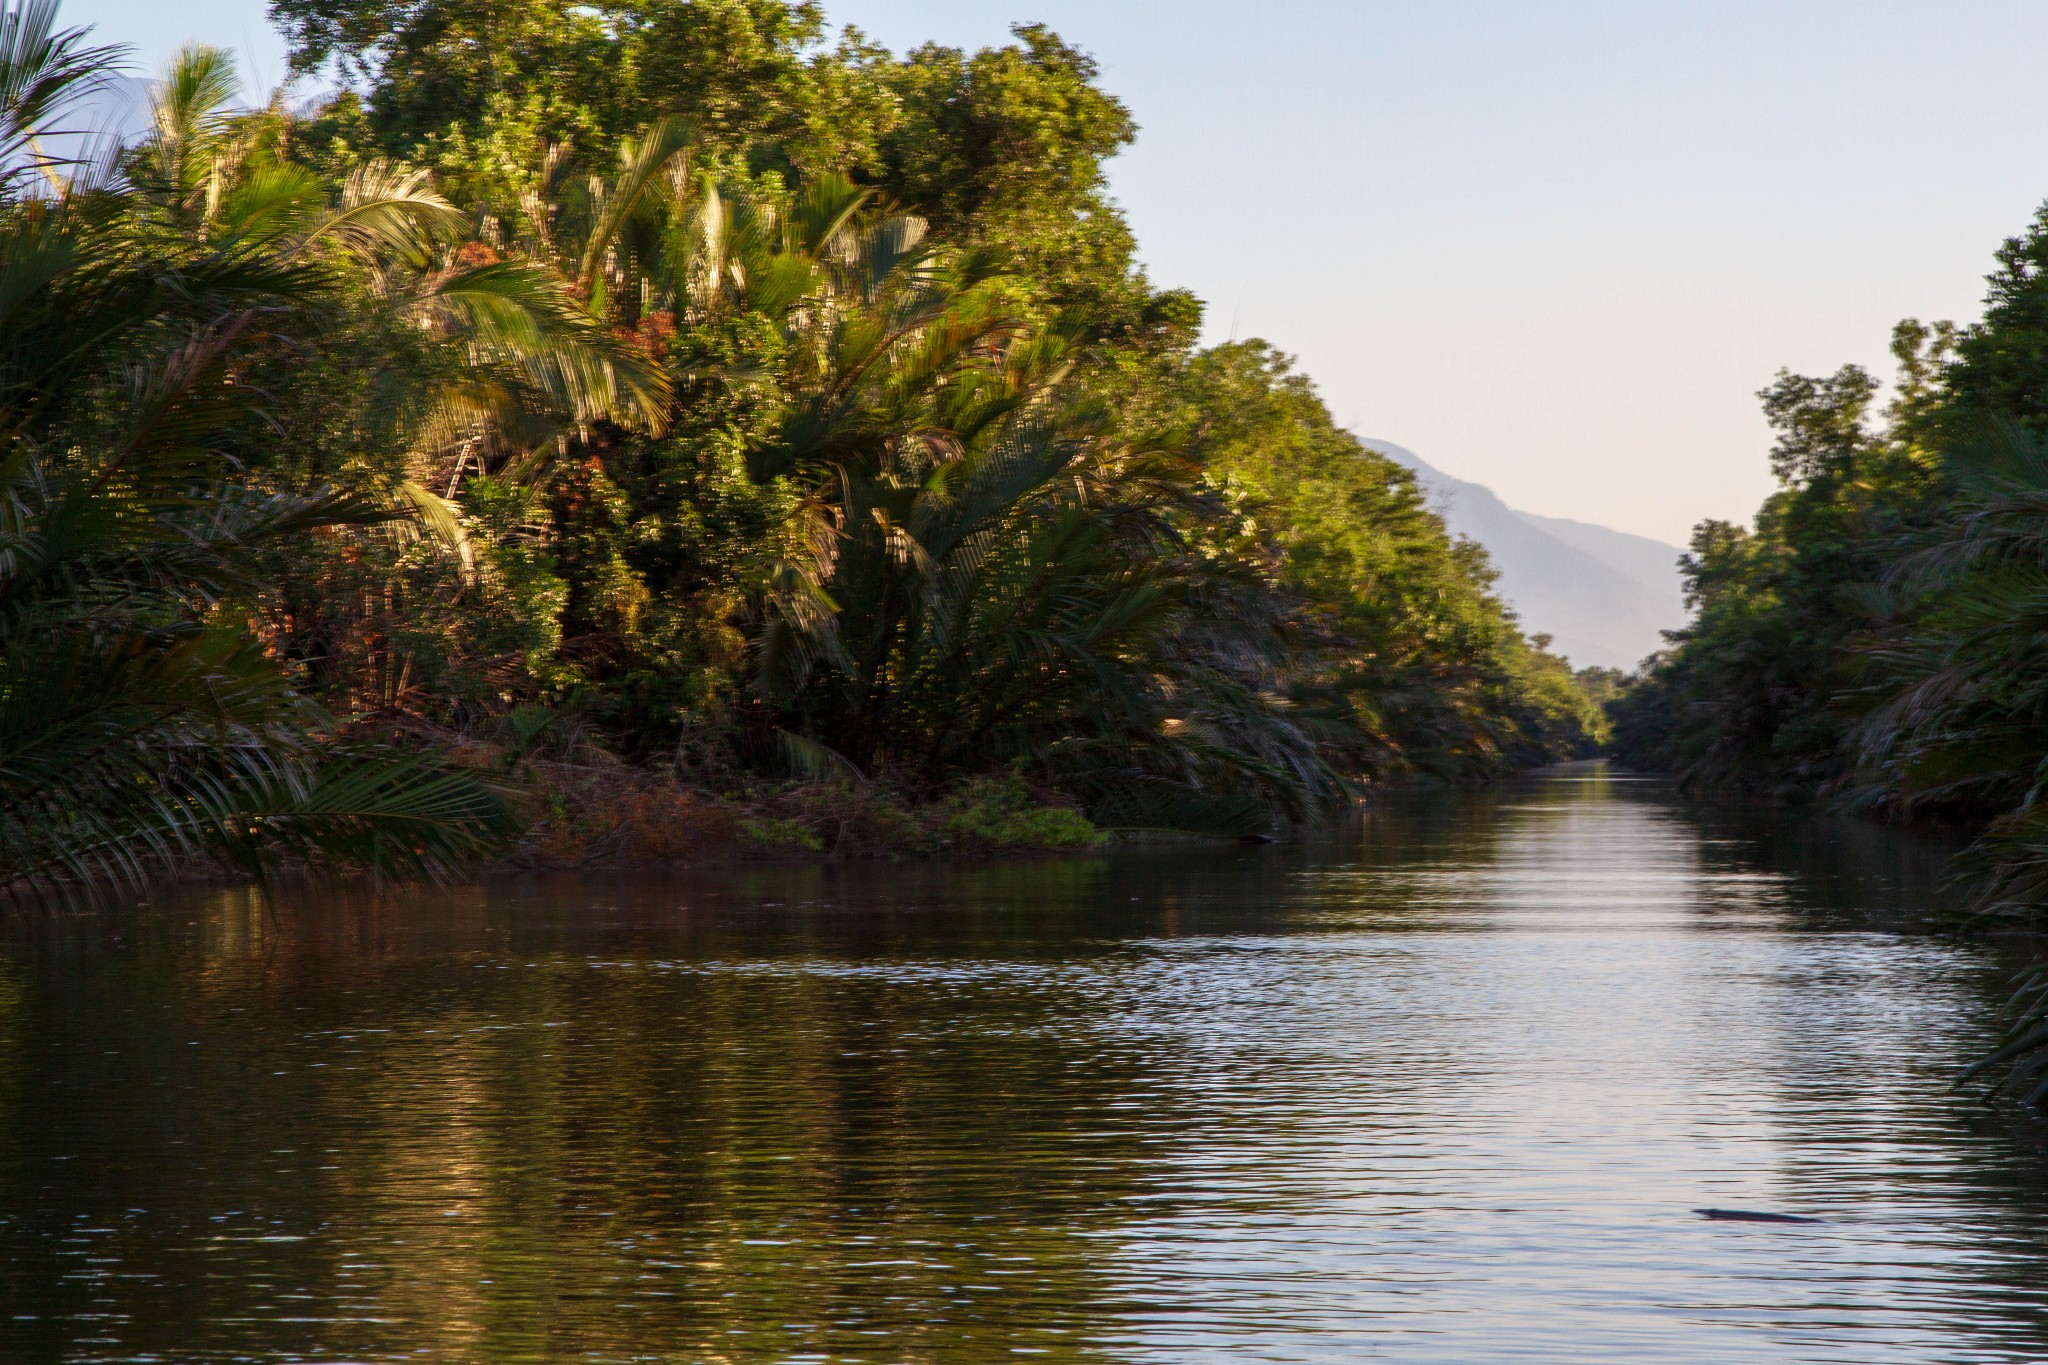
xmin=406 ymin=258 xmax=670 ymax=429
xmin=0 ymin=0 xmax=124 ymax=189
xmin=577 ymin=114 xmax=693 ymax=289
xmin=142 ymin=43 xmax=236 ymax=204
xmin=307 ymin=161 xmax=466 ymax=264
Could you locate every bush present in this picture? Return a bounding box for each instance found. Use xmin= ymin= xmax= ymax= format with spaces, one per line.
xmin=934 ymin=778 xmax=1105 ymax=851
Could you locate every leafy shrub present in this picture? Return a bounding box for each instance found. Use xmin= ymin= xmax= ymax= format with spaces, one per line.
xmin=934 ymin=778 xmax=1104 ymax=850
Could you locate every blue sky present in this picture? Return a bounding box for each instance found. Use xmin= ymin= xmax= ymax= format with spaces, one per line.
xmin=64 ymin=0 xmax=2048 ymax=542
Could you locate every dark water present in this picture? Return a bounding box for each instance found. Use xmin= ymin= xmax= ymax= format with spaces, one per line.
xmin=4 ymin=764 xmax=2047 ymax=1363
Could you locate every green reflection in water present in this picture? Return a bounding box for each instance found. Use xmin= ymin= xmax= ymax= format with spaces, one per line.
xmin=1 ymin=766 xmax=2046 ymax=1364
xmin=2 ymin=882 xmax=1194 ymax=1360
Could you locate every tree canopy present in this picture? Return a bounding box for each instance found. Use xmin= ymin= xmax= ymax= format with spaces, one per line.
xmin=4 ymin=0 xmax=1606 ymax=901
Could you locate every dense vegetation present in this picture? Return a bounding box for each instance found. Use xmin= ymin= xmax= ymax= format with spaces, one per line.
xmin=0 ymin=0 xmax=1607 ymax=901
xmin=1611 ymin=207 xmax=2048 ymax=1102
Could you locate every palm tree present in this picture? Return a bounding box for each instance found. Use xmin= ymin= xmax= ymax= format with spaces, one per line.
xmin=1848 ymin=422 xmax=2048 ymax=1103
xmin=97 ymin=49 xmax=687 ymax=725
xmin=1851 ymin=424 xmax=2048 ymax=904
xmin=695 ymin=178 xmax=1339 ymax=829
xmin=0 ymin=16 xmax=522 ymax=903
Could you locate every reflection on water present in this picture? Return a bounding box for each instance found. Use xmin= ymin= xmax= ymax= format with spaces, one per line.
xmin=2 ymin=764 xmax=2046 ymax=1362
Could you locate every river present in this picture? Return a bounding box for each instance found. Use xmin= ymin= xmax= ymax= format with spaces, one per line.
xmin=2 ymin=763 xmax=2046 ymax=1362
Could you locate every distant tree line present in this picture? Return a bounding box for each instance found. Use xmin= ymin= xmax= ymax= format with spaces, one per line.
xmin=1611 ymin=201 xmax=2048 ymax=1103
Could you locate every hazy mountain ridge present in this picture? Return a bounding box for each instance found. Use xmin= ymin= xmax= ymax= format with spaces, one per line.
xmin=1361 ymin=439 xmax=1686 ymax=671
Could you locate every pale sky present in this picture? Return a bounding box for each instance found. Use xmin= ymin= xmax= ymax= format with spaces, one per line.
xmin=66 ymin=0 xmax=2048 ymax=543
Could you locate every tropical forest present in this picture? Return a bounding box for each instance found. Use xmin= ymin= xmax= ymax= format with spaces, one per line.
xmin=1 ymin=0 xmax=1607 ymax=899
xmin=8 ymin=2 xmax=2048 ymax=1359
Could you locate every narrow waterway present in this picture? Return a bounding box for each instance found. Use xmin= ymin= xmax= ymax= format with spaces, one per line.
xmin=3 ymin=764 xmax=2045 ymax=1362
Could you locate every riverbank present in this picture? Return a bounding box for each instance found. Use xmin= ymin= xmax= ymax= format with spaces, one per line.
xmin=79 ymin=764 xmax=1112 ymax=902
xmin=501 ymin=763 xmax=1108 ymax=869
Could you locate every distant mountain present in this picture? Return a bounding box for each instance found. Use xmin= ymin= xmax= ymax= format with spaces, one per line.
xmin=1361 ymin=439 xmax=1687 ymax=672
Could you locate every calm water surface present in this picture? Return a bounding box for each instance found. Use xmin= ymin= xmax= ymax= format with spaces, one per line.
xmin=4 ymin=764 xmax=2047 ymax=1362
